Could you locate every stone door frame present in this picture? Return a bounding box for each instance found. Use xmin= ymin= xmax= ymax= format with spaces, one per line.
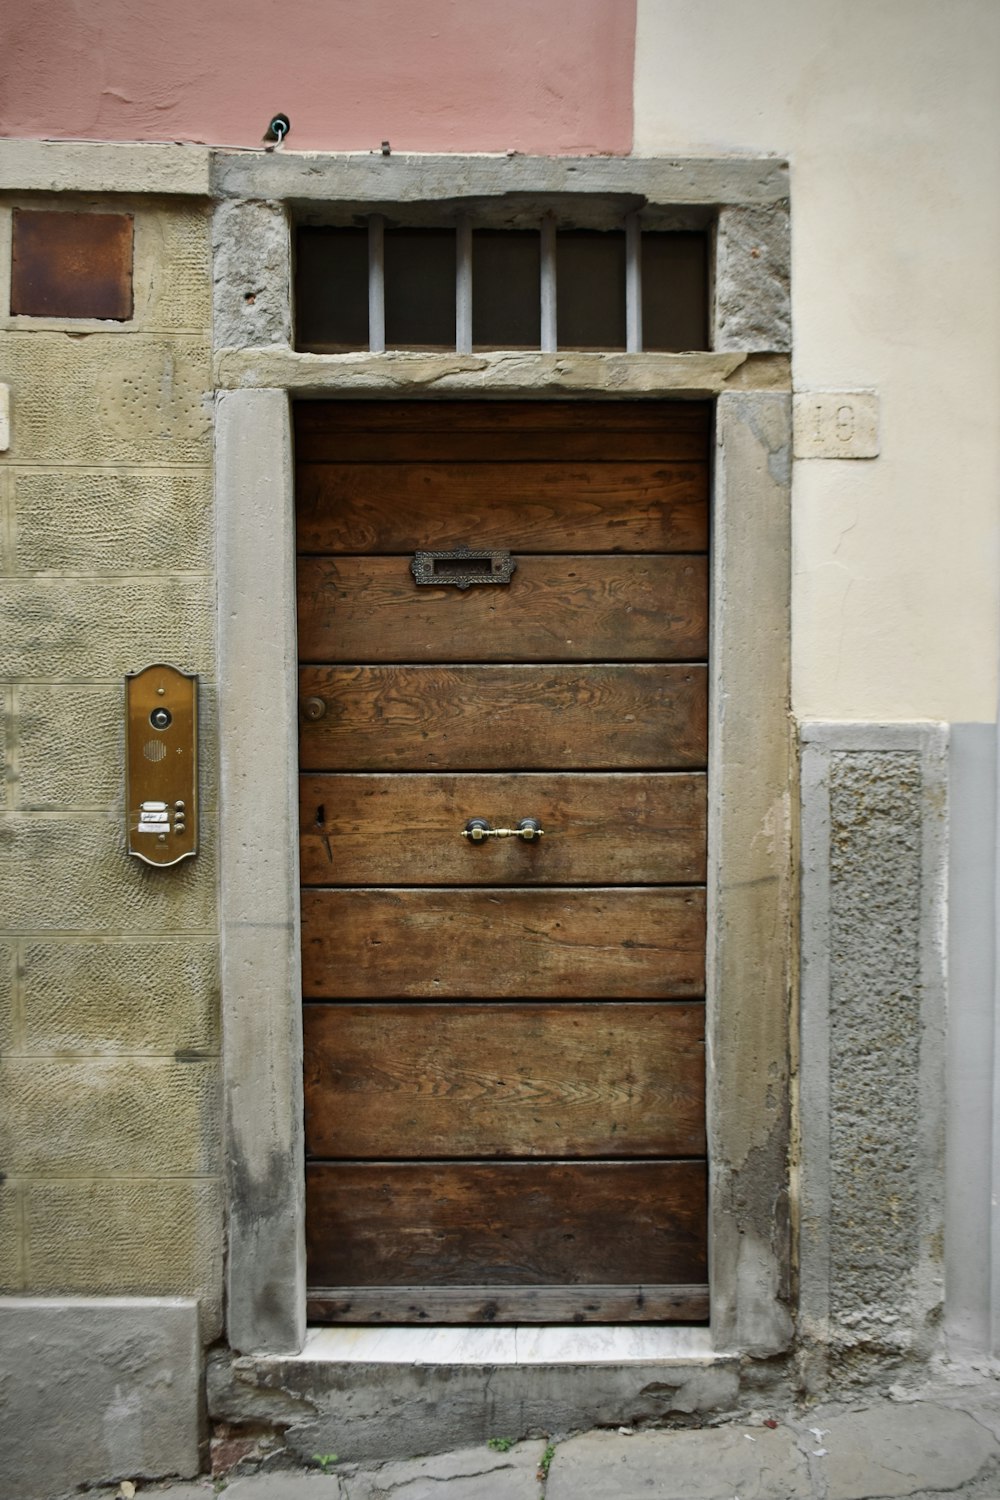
xmin=212 ymin=152 xmax=794 ymax=1357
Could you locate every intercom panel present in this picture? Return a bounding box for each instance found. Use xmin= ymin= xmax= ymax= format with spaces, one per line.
xmin=125 ymin=664 xmax=198 ymax=867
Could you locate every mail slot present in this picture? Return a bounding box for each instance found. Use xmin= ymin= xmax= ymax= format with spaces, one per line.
xmin=410 ymin=547 xmax=516 ymax=590
xmin=125 ymin=664 xmax=198 ymax=867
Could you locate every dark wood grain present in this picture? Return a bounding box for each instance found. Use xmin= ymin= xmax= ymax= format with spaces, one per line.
xmin=297 ymin=463 xmax=708 ymax=554
xmin=298 ymin=665 xmax=708 ymax=771
xmin=304 ymin=1003 xmax=705 ymax=1158
xmin=296 ymin=555 xmax=708 ymax=663
xmin=294 ymin=399 xmax=711 ymax=464
xmin=299 ymin=772 xmax=707 ymax=886
xmin=306 ymin=1283 xmax=710 ymax=1324
xmin=299 ymin=433 xmax=710 ymax=462
xmin=306 ymin=1161 xmax=708 ymax=1286
xmin=295 ymin=399 xmax=712 ymax=1321
xmin=301 ymin=887 xmax=706 ymax=999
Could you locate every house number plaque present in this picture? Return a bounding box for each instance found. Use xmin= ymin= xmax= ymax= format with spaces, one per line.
xmin=411 ymin=547 xmax=516 ymax=590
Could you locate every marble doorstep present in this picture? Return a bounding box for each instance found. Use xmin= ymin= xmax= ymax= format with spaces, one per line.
xmin=282 ymin=1323 xmax=718 ymax=1366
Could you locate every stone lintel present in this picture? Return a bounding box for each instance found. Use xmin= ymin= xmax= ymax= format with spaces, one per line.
xmin=210 ymin=151 xmax=789 ymax=208
xmin=213 ymin=348 xmax=754 ymax=397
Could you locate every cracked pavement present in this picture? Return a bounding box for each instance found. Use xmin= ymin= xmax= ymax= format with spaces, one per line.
xmin=99 ymin=1375 xmax=1000 ymax=1500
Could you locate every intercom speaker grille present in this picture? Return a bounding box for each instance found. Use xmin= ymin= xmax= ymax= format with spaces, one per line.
xmin=143 ymin=739 xmax=167 ymax=762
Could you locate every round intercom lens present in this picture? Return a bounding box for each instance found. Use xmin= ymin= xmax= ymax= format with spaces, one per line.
xmin=150 ymin=708 xmax=173 ymax=730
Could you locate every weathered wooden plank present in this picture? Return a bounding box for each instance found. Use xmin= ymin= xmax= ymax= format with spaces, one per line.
xmin=299 ymin=772 xmax=707 ymax=886
xmin=306 ymin=1161 xmax=708 ymax=1287
xmin=306 ymin=1283 xmax=710 ymax=1324
xmin=304 ymin=1003 xmax=706 ymax=1158
xmin=301 ymin=887 xmax=706 ymax=999
xmin=296 ymin=555 xmax=708 ymax=663
xmin=294 ymin=399 xmax=711 ymax=462
xmin=298 ymin=665 xmax=708 ymax=771
xmin=297 ymin=463 xmax=708 ymax=553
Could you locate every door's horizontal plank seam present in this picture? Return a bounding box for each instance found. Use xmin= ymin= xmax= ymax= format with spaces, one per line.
xmin=304 ymin=1158 xmax=709 ymax=1165
xmin=299 ymin=879 xmax=708 ymax=889
xmin=300 ymin=998 xmax=707 ymax=1006
xmin=305 ymin=1157 xmax=709 ymax=1167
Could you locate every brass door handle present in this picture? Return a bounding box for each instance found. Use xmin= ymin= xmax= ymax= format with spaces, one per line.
xmin=462 ymin=818 xmax=544 ymax=843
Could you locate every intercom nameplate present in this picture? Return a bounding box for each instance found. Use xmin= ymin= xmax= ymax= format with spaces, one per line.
xmin=126 ymin=664 xmax=198 ymax=867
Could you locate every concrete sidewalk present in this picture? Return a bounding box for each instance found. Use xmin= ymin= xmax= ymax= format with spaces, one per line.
xmin=99 ymin=1373 xmax=1000 ymax=1500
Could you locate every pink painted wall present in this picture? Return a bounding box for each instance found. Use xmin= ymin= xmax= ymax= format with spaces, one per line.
xmin=0 ymin=0 xmax=634 ymax=155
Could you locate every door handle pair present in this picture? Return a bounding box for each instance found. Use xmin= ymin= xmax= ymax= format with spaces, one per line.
xmin=462 ymin=817 xmax=544 ymax=843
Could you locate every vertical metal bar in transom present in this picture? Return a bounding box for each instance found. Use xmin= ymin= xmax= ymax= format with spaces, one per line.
xmin=540 ymin=215 xmax=557 ymax=353
xmin=456 ymin=217 xmax=473 ymax=354
xmin=368 ymin=214 xmax=386 ymax=354
xmin=626 ymin=212 xmax=643 ymax=354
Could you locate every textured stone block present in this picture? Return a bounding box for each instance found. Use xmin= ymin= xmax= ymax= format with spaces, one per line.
xmin=12 ymin=468 xmax=213 ymax=573
xmin=0 ymin=468 xmax=10 ymax=571
xmin=0 ymin=332 xmax=211 ymax=464
xmin=799 ymin=724 xmax=947 ymax=1362
xmin=21 ymin=938 xmax=219 ymax=1054
xmin=828 ymin=751 xmax=922 ymax=1320
xmin=0 ymin=141 xmax=211 ymax=196
xmin=0 ymin=681 xmax=8 ymax=809
xmin=714 ymin=204 xmax=791 ymax=352
xmin=0 ymin=815 xmax=216 ymax=931
xmin=213 ymin=199 xmax=292 ymax=348
xmin=0 ymin=940 xmax=13 ymax=1055
xmin=17 ymin=682 xmax=123 ymax=808
xmin=0 ymin=1296 xmax=200 ymax=1499
xmin=141 ymin=204 xmax=212 ymax=333
xmin=0 ymin=1181 xmax=23 ymax=1292
xmin=0 ymin=574 xmax=214 ymax=678
xmin=3 ymin=1058 xmax=220 ymax=1175
xmin=17 ymin=679 xmax=218 ymax=811
xmin=25 ymin=1180 xmax=223 ymax=1334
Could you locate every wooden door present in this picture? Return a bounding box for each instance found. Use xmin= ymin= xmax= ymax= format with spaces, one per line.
xmin=296 ymin=401 xmax=710 ymax=1324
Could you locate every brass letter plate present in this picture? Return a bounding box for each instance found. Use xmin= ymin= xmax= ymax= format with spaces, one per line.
xmin=125 ymin=664 xmax=198 ymax=867
xmin=411 ymin=547 xmax=516 ymax=590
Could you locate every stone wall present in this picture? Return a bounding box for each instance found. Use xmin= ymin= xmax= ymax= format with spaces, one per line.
xmin=0 ymin=195 xmax=222 ymax=1337
xmin=799 ymin=724 xmax=949 ymax=1382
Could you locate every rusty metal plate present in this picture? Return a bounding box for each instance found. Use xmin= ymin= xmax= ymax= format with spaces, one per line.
xmin=11 ymin=210 xmax=134 ymax=320
xmin=125 ymin=664 xmax=198 ymax=868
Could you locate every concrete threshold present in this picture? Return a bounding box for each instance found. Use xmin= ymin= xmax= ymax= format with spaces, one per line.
xmin=210 ymin=1327 xmax=738 ymax=1462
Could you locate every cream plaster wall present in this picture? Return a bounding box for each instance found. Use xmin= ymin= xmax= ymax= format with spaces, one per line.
xmin=0 ymin=196 xmax=222 ymax=1335
xmin=635 ymin=0 xmax=1000 ymax=721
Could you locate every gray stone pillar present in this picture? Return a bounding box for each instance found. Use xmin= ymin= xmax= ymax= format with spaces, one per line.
xmin=216 ymin=388 xmax=305 ymax=1354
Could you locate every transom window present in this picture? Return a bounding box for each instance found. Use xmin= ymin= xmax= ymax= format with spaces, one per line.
xmin=295 ymin=218 xmax=707 ymax=355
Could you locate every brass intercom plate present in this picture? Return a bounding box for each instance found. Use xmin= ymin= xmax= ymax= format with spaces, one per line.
xmin=125 ymin=664 xmax=198 ymax=867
